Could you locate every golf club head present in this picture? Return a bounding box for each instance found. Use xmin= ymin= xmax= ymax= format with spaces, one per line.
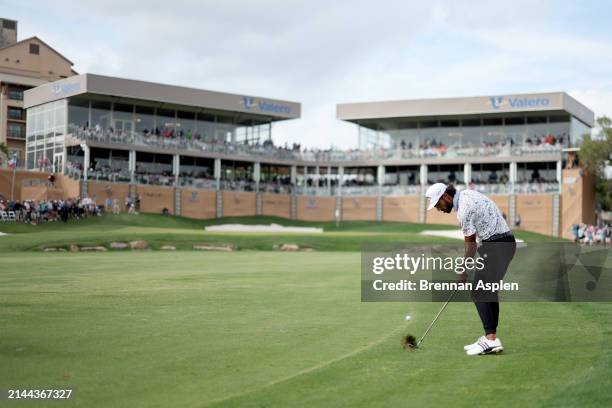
xmin=401 ymin=334 xmax=418 ymax=350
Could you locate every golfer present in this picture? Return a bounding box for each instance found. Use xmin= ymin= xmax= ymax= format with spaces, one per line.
xmin=425 ymin=183 xmax=516 ymax=355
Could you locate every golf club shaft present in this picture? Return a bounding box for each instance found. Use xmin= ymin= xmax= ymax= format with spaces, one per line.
xmin=416 ymin=289 xmax=457 ymax=346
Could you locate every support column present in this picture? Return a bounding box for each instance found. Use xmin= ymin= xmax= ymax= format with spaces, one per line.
xmin=336 ymin=166 xmax=344 ymax=226
xmin=463 ymin=163 xmax=472 ymax=185
xmin=128 ymin=150 xmax=136 ymax=183
xmin=377 ymin=165 xmax=385 ymax=186
xmin=82 ymin=144 xmax=90 ymax=181
xmin=556 ymin=160 xmax=563 ymax=194
xmin=508 ymin=195 xmax=517 ymax=230
xmin=552 ymin=193 xmax=560 ymax=237
xmin=62 ymin=146 xmax=68 ymax=174
xmin=327 ymin=166 xmax=332 ymax=195
xmin=173 ymin=154 xmax=180 ymax=187
xmin=254 ymin=162 xmax=261 ymax=192
xmin=254 ymin=162 xmax=262 ymax=215
xmin=419 ymin=164 xmax=428 ymax=186
xmin=290 ymin=193 xmax=297 ymax=220
xmin=290 ymin=165 xmax=297 ymax=186
xmin=174 ymin=187 xmax=181 ymax=216
xmin=376 ymin=165 xmax=384 ymax=221
xmin=216 ymin=190 xmax=223 ymax=218
xmin=214 ymin=158 xmax=221 ymax=190
xmin=510 ymin=162 xmax=518 ymax=193
xmin=419 ymin=164 xmax=427 ymax=223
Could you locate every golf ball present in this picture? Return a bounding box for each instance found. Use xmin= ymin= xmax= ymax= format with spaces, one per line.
xmin=405 ymin=315 xmax=412 ymax=321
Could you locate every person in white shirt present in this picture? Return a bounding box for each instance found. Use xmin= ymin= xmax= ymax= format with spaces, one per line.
xmin=426 ymin=183 xmax=517 ymax=356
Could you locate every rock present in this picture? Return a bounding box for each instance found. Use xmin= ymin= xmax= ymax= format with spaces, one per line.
xmin=79 ymin=246 xmax=107 ymax=252
xmin=69 ymin=244 xmax=80 ymax=252
xmin=110 ymin=242 xmax=129 ymax=249
xmin=44 ymin=247 xmax=57 ymax=252
xmin=160 ymin=245 xmax=176 ymax=251
xmin=274 ymin=244 xmax=314 ymax=252
xmin=129 ymin=240 xmax=149 ymax=250
xmin=193 ymin=244 xmax=235 ymax=252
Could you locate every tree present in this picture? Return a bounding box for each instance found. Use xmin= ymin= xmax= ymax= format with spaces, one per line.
xmin=579 ymin=116 xmax=612 ymax=211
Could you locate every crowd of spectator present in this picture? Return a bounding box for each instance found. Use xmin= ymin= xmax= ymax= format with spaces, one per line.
xmin=571 ymin=223 xmax=612 ymax=246
xmin=0 ymin=194 xmax=146 ymax=224
xmin=68 ymin=124 xmax=568 ymax=165
xmin=0 ymin=197 xmax=100 ymax=224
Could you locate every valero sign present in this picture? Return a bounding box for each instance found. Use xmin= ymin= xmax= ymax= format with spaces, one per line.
xmin=488 ymin=95 xmax=550 ymax=110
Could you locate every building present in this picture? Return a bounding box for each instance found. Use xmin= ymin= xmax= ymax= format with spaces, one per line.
xmin=0 ymin=17 xmax=76 ymax=167
xmin=19 ymin=76 xmax=596 ymax=239
xmin=336 ymin=92 xmax=594 ymax=188
xmin=336 ymin=92 xmax=596 ymax=236
xmin=338 ymin=92 xmax=592 ymax=150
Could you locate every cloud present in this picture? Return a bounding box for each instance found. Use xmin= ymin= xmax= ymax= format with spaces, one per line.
xmin=4 ymin=0 xmax=612 ymax=148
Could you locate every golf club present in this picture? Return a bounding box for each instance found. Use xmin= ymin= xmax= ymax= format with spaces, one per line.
xmin=402 ymin=289 xmax=457 ymax=350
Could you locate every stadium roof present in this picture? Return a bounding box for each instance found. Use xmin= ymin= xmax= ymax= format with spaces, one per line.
xmin=24 ymin=73 xmax=301 ymax=122
xmin=337 ymin=92 xmax=594 ymax=128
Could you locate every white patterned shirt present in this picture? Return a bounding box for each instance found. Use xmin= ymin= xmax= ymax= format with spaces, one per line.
xmin=453 ymin=189 xmax=510 ymax=241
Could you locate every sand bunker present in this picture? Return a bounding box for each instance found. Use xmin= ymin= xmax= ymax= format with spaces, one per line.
xmin=205 ymin=223 xmax=323 ymax=233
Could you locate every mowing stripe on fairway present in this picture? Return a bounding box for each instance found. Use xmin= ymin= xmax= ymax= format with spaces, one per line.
xmin=201 ymin=324 xmax=408 ymax=407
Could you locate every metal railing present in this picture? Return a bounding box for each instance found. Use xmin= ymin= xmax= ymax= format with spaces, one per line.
xmin=68 ymin=125 xmax=564 ymax=163
xmin=380 ymin=185 xmax=422 ymax=196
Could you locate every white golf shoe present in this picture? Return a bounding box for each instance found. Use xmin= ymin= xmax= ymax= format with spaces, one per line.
xmin=466 ymin=337 xmax=504 ymax=355
xmin=464 ymin=336 xmax=485 ymax=351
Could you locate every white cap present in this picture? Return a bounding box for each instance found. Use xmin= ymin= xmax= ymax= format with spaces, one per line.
xmin=425 ymin=183 xmax=447 ymax=211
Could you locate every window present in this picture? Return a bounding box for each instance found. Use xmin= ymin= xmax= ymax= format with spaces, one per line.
xmin=3 ymin=20 xmax=16 ymax=29
xmin=440 ymin=120 xmax=459 ymax=127
xmin=461 ymin=118 xmax=481 ymax=127
xmin=483 ymin=117 xmax=503 ymax=126
xmin=8 ymin=89 xmax=23 ymax=100
xmin=29 ymin=43 xmax=40 ymax=55
xmin=8 ymin=108 xmax=24 ymax=120
xmin=505 ymin=116 xmax=525 ymax=125
xmin=8 ymin=124 xmax=24 ymax=138
xmin=420 ymin=120 xmax=438 ymax=128
xmin=526 ymin=116 xmax=547 ymax=124
xmin=549 ymin=114 xmax=569 ymax=123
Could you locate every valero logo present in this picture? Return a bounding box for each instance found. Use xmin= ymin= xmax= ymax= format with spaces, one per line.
xmin=52 ymin=82 xmax=81 ymax=97
xmin=488 ymin=95 xmax=550 ymax=110
xmin=241 ymin=96 xmax=292 ymax=114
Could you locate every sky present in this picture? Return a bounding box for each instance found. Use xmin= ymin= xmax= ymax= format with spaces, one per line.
xmin=3 ymin=0 xmax=612 ymax=148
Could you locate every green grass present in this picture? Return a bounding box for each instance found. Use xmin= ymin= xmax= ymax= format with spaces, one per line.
xmin=0 ymin=251 xmax=610 ymax=407
xmin=2 ymin=215 xmax=604 ymax=407
xmin=0 ymin=214 xmax=559 ymax=253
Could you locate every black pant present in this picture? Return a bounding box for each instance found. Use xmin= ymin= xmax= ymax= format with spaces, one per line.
xmin=472 ymin=235 xmax=516 ymax=334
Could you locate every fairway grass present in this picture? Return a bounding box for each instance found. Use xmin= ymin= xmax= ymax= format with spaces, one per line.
xmin=1 ymin=251 xmax=611 ymax=407
xmin=0 ymin=214 xmax=558 ymax=253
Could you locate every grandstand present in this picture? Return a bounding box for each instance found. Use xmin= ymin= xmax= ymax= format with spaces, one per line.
xmin=4 ymin=75 xmax=595 ymax=240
